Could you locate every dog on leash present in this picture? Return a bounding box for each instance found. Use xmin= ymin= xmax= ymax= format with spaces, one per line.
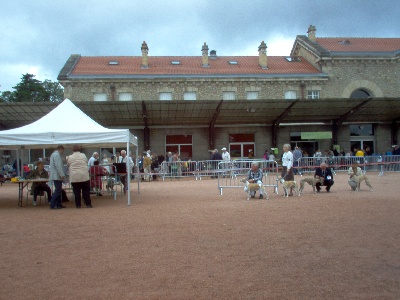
xmin=278 ymin=177 xmax=300 ymax=197
xmin=240 ymin=178 xmax=269 ymax=200
xmin=299 ymin=177 xmax=324 ymax=194
xmin=351 ymin=174 xmax=374 ymax=192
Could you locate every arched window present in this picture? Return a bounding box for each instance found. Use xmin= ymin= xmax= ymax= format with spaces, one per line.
xmin=350 ymin=89 xmax=370 ymax=98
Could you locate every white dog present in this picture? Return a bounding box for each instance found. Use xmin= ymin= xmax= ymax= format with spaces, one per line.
xmin=278 ymin=177 xmax=300 ymax=197
xmin=240 ymin=178 xmax=268 ymax=200
xmin=349 ymin=174 xmax=374 ymax=192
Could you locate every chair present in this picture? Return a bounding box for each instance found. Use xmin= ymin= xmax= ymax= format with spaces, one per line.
xmin=108 ymin=165 xmax=124 ymax=195
xmin=26 ymin=185 xmax=48 ymax=206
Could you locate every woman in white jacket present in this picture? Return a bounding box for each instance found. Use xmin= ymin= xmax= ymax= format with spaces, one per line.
xmin=281 ymin=144 xmax=294 ymax=196
xmin=67 ymin=144 xmax=92 ymax=208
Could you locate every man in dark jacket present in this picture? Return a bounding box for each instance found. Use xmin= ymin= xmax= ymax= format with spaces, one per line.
xmin=314 ymin=162 xmax=334 ymax=192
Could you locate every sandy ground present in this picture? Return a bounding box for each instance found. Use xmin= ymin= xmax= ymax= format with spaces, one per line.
xmin=0 ymin=172 xmax=399 ymax=300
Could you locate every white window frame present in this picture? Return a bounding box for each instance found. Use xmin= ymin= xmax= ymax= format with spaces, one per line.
xmin=184 ymin=92 xmax=196 ymax=101
xmin=159 ymin=92 xmax=173 ymax=101
xmin=285 ymin=91 xmax=297 ymax=99
xmin=118 ymin=92 xmax=133 ymax=101
xmin=307 ymin=90 xmax=320 ymax=99
xmin=94 ymin=93 xmax=107 ymax=102
xmin=222 ymin=91 xmax=236 ymax=100
xmin=246 ymin=91 xmax=259 ymax=100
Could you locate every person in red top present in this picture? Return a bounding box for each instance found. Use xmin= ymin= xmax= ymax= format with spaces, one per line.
xmin=90 ymin=161 xmax=108 ymax=195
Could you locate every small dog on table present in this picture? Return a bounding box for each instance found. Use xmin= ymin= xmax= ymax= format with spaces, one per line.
xmin=240 ymin=178 xmax=268 ymax=200
xmin=277 ymin=177 xmax=300 ymax=197
xmin=299 ymin=177 xmax=324 ymax=194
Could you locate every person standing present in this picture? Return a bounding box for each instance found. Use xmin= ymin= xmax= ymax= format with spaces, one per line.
xmin=67 ymin=145 xmax=93 ymax=208
xmin=281 ymin=143 xmax=294 ymax=196
xmin=221 ymin=147 xmax=230 ymax=162
xmin=293 ymin=146 xmax=302 ymax=175
xmin=355 ymin=148 xmax=364 ymax=157
xmin=115 ymin=151 xmax=122 ymax=163
xmin=221 ymin=147 xmax=231 ymax=176
xmin=87 ymin=152 xmax=99 ymax=167
xmin=120 ymin=150 xmax=134 ymax=194
xmin=263 ymin=150 xmax=269 ymax=160
xmin=210 ymin=149 xmax=222 ymax=178
xmin=248 ymin=149 xmax=254 ymax=159
xmin=143 ymin=151 xmax=152 ymax=181
xmin=49 ymin=145 xmax=66 ymax=209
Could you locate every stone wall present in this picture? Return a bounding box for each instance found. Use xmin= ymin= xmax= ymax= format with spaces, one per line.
xmin=63 ymin=78 xmax=327 ymax=102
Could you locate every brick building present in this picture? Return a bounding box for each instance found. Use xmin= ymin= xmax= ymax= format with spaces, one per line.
xmin=2 ymin=26 xmax=399 ymax=161
xmin=55 ymin=26 xmax=400 ymax=158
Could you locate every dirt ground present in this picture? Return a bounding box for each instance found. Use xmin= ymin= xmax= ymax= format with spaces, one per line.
xmin=0 ymin=172 xmax=399 ymax=300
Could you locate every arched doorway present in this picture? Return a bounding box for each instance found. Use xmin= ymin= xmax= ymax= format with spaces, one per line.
xmin=349 ymin=89 xmax=375 ymax=154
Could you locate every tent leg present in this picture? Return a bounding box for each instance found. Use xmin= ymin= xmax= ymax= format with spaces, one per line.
xmin=127 ymin=142 xmax=131 ymax=206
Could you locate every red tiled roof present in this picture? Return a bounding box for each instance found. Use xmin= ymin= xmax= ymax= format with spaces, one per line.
xmin=316 ymin=38 xmax=400 ymax=52
xmin=70 ymin=56 xmax=321 ymax=76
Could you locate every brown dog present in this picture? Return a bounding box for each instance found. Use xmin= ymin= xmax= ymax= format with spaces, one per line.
xmin=278 ymin=177 xmax=300 ymax=197
xmin=299 ymin=177 xmax=324 ymax=194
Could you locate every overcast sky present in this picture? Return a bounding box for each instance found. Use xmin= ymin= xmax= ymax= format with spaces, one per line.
xmin=1 ymin=0 xmax=399 ymax=93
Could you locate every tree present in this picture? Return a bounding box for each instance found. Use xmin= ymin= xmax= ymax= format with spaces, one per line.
xmin=12 ymin=73 xmax=51 ymax=102
xmin=0 ymin=74 xmax=64 ymax=103
xmin=0 ymin=91 xmax=15 ymax=102
xmin=42 ymin=80 xmax=64 ymax=103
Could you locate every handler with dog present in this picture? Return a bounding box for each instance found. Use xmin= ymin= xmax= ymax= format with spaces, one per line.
xmin=347 ymin=162 xmax=373 ymax=191
xmin=281 ymin=143 xmax=294 ymax=196
xmin=243 ymin=163 xmax=264 ymax=199
xmin=314 ymin=163 xmax=334 ymax=192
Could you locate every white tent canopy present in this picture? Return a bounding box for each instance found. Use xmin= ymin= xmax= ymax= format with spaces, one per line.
xmin=0 ymin=99 xmax=137 ymax=149
xmin=0 ymin=99 xmax=139 ymax=205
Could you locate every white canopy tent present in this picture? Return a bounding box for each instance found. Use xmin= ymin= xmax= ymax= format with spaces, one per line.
xmin=0 ymin=99 xmax=139 ymax=206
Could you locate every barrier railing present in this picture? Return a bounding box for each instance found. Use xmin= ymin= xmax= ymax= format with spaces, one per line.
xmin=217 ymin=160 xmax=279 ymax=195
xmin=296 ymin=155 xmax=400 ymax=176
xmin=378 ymin=155 xmax=400 ymax=175
xmin=196 ymin=160 xmax=222 ymax=179
xmin=159 ymin=161 xmax=198 ymax=180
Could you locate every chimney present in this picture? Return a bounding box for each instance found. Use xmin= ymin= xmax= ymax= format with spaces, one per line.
xmin=202 ymin=42 xmax=209 ymax=67
xmin=141 ymin=41 xmax=149 ymax=68
xmin=258 ymin=41 xmax=267 ymax=69
xmin=307 ymin=25 xmax=316 ymax=42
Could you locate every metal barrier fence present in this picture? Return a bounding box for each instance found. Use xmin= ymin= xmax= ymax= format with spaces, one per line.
xmin=379 ymin=155 xmax=400 ymax=174
xmin=159 ymin=161 xmax=198 ymax=180
xmin=196 ymin=160 xmax=223 ymax=179
xmin=296 ymin=155 xmax=400 ymax=176
xmin=217 ymin=160 xmax=279 ymax=195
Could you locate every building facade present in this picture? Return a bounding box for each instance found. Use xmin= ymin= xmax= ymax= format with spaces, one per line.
xmin=55 ymin=26 xmax=400 ymax=159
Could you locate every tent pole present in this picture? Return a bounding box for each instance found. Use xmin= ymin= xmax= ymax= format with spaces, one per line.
xmin=15 ymin=149 xmax=20 ymax=177
xmin=127 ymin=141 xmax=131 ymax=206
xmin=136 ymin=143 xmax=140 ymax=194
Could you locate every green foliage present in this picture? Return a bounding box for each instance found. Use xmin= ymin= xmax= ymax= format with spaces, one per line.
xmin=0 ymin=73 xmax=64 ymax=103
xmin=42 ymin=80 xmax=64 ymax=103
xmin=0 ymin=91 xmax=15 ymax=102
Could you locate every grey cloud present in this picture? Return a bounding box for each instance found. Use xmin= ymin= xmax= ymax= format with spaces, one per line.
xmin=0 ymin=0 xmax=399 ymax=92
